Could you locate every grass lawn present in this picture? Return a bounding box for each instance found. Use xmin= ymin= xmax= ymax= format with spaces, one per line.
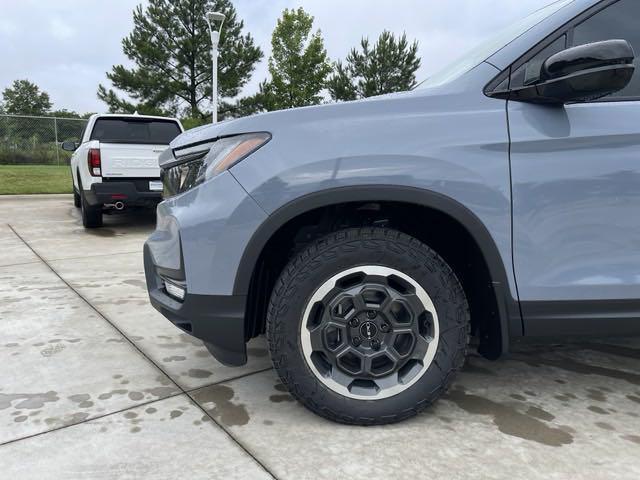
xmin=0 ymin=165 xmax=72 ymax=195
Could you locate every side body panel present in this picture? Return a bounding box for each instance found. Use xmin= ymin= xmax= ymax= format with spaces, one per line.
xmin=509 ymin=100 xmax=640 ymax=335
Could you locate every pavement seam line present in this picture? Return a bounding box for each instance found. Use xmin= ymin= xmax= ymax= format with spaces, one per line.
xmin=0 ymin=368 xmax=273 ymax=449
xmin=47 ymin=250 xmax=141 ymax=263
xmin=7 ymin=223 xmax=182 ymax=385
xmin=184 ymin=391 xmax=278 ymax=480
xmin=7 ymin=223 xmax=280 ymax=479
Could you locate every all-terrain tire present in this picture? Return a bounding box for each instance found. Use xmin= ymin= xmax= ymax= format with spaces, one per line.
xmin=80 ymin=188 xmax=103 ymax=228
xmin=266 ymin=227 xmax=470 ymax=425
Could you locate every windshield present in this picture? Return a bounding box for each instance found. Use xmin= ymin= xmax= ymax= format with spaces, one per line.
xmin=90 ymin=118 xmax=182 ymax=145
xmin=418 ymin=0 xmax=574 ymax=88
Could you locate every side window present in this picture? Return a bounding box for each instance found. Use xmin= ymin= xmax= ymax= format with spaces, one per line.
xmin=572 ymin=0 xmax=640 ymax=98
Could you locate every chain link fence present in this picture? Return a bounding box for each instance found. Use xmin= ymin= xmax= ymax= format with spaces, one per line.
xmin=0 ymin=114 xmax=89 ymax=165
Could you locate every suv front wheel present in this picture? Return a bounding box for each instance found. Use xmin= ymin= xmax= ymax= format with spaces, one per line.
xmin=267 ymin=227 xmax=470 ymax=425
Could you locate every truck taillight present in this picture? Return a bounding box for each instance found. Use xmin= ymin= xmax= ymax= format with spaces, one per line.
xmin=88 ymin=148 xmax=101 ymax=176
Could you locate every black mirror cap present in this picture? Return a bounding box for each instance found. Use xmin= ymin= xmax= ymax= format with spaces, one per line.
xmin=61 ymin=141 xmax=78 ymax=152
xmin=542 ymin=39 xmax=635 ymax=81
xmin=536 ymin=62 xmax=634 ymax=104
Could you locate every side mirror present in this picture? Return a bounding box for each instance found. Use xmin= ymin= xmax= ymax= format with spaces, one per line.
xmin=61 ymin=140 xmax=78 ymax=152
xmin=501 ymin=40 xmax=635 ymax=104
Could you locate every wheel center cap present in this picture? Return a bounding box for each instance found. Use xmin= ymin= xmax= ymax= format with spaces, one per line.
xmin=360 ymin=321 xmax=378 ymax=339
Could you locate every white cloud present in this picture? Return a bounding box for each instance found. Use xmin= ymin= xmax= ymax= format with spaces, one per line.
xmin=0 ymin=0 xmax=553 ymax=114
xmin=49 ymin=17 xmax=76 ymax=40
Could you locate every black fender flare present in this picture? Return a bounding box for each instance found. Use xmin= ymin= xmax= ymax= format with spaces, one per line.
xmin=234 ymin=185 xmax=522 ymax=349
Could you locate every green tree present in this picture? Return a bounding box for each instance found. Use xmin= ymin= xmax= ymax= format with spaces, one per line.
xmin=2 ymin=79 xmax=52 ymax=115
xmin=98 ymin=0 xmax=262 ymax=119
xmin=259 ymin=7 xmax=332 ymax=111
xmin=328 ymin=31 xmax=421 ymax=101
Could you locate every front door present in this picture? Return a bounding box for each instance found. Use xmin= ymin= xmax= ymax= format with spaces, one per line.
xmin=509 ymin=0 xmax=640 ymax=336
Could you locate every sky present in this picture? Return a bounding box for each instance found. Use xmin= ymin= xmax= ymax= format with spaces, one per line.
xmin=0 ymin=0 xmax=553 ymax=114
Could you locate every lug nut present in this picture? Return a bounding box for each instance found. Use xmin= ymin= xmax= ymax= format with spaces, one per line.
xmin=371 ymin=339 xmax=381 ymax=351
xmin=366 ymin=310 xmax=377 ymax=319
xmin=380 ymin=323 xmax=390 ymax=332
xmin=349 ymin=318 xmax=360 ymax=328
xmin=352 ymin=337 xmax=362 ymax=347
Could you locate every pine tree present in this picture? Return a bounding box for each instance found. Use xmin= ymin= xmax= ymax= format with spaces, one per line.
xmin=97 ymin=0 xmax=262 ymax=119
xmin=328 ymin=31 xmax=421 ymax=101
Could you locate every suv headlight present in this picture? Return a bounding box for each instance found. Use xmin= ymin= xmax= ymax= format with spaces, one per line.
xmin=163 ymin=132 xmax=271 ymax=198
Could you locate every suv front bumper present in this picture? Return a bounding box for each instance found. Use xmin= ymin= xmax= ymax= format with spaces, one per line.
xmin=142 ymin=171 xmax=268 ymax=366
xmin=143 ymin=244 xmax=248 ymax=366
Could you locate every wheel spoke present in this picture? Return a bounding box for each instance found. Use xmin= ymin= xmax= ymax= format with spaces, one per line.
xmin=410 ymin=335 xmax=432 ymax=361
xmin=330 ymin=367 xmax=355 ymax=388
xmin=402 ymin=293 xmax=427 ymax=316
xmin=374 ymin=372 xmax=400 ymax=390
xmin=308 ymin=325 xmax=325 ymax=352
xmin=352 ymin=293 xmax=367 ymax=311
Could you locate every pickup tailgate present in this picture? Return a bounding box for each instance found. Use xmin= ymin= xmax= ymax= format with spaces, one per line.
xmin=100 ymin=143 xmax=166 ymax=178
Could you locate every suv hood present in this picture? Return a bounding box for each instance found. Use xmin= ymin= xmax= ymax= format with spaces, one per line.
xmin=170 ymin=62 xmax=495 ymax=151
xmin=170 ymin=90 xmax=432 ymax=151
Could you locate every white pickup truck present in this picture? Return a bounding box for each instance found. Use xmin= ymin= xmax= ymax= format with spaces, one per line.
xmin=62 ymin=114 xmax=184 ymax=228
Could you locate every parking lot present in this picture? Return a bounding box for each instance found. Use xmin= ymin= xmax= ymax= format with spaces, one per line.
xmin=0 ymin=194 xmax=638 ymax=479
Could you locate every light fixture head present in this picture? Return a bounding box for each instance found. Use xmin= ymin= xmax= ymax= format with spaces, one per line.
xmin=206 ymin=11 xmax=226 ymax=26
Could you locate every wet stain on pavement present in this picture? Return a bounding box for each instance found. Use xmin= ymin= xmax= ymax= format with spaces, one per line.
xmin=513 ymin=354 xmax=640 ymax=386
xmin=162 ymin=356 xmax=186 ymax=363
xmin=40 ymin=343 xmax=65 ymax=357
xmin=98 ymin=389 xmax=128 ymax=400
xmin=84 ymin=228 xmax=117 ymax=237
xmin=555 ymin=393 xmax=577 ymax=402
xmin=461 ymin=357 xmax=497 ymax=376
xmin=445 ymin=388 xmax=573 ymax=447
xmin=187 ymin=369 xmax=213 ymax=379
xmin=0 ymin=391 xmax=59 ymax=410
xmin=193 ymin=385 xmax=250 ymax=427
xmin=68 ymin=394 xmax=93 ymax=408
xmin=145 ymin=386 xmax=179 ymax=398
xmin=581 ymin=343 xmax=640 ymax=360
xmin=595 ymin=422 xmax=615 ymax=431
xmin=622 ymin=435 xmax=640 ymax=445
xmin=526 ymin=406 xmax=555 ymax=422
xmin=586 ymin=388 xmax=607 ymax=402
xmin=269 ymin=394 xmax=294 ymax=403
xmin=626 ymin=395 xmax=640 ymax=404
xmin=588 ymin=406 xmax=609 ymax=415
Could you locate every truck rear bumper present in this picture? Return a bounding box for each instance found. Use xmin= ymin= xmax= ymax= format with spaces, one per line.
xmin=86 ymin=180 xmax=163 ymax=207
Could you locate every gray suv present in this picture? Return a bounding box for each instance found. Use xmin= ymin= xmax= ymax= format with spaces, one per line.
xmin=144 ymin=0 xmax=640 ymax=424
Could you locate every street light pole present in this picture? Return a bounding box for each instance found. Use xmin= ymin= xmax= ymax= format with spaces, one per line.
xmin=205 ymin=12 xmax=226 ymax=124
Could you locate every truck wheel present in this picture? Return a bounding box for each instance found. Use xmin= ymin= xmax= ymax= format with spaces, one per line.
xmin=80 ymin=189 xmax=103 ymax=228
xmin=73 ymin=189 xmax=81 ymax=208
xmin=267 ymin=227 xmax=470 ymax=425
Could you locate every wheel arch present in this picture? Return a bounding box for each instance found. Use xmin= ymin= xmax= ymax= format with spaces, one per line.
xmin=235 ymin=185 xmax=522 ymax=355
